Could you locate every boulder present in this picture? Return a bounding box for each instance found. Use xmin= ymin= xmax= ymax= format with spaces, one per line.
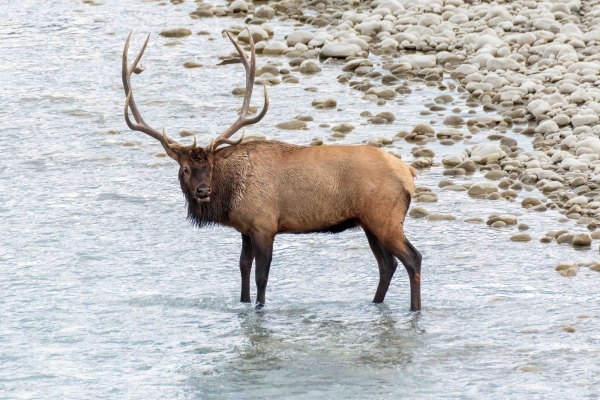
xmin=398 ymin=55 xmax=436 ymax=69
xmin=275 ymin=120 xmax=307 ymax=130
xmin=468 ymin=182 xmax=498 ymax=197
xmin=572 ymin=233 xmax=592 ymax=247
xmin=471 ymin=143 xmax=506 ymax=159
xmin=510 ymin=233 xmax=531 ymax=242
xmin=312 ymin=96 xmax=337 ymax=108
xmin=299 ymin=60 xmax=322 ymax=74
xmin=229 ymin=0 xmax=249 ymax=12
xmin=263 ymin=41 xmax=288 ymax=55
xmin=160 ymin=28 xmax=192 ymax=38
xmin=527 ymin=99 xmax=551 ymax=117
xmin=286 ymin=30 xmax=314 ymax=47
xmin=320 ymin=43 xmax=361 ymax=58
xmin=487 ymin=57 xmax=520 ymax=71
xmin=237 ymin=26 xmax=269 ymax=43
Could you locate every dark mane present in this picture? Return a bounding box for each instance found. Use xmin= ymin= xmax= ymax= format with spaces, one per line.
xmin=181 ymin=145 xmax=250 ymax=229
xmin=181 ymin=141 xmax=305 ymax=229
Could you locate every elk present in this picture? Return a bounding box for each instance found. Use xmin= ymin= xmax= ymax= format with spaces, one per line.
xmin=122 ymin=29 xmax=422 ymax=311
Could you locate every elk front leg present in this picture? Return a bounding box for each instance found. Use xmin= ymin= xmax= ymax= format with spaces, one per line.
xmin=251 ymin=233 xmax=274 ymax=309
xmin=239 ymin=234 xmax=254 ymax=303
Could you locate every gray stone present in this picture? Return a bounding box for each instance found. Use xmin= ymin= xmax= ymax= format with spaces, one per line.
xmin=426 ymin=213 xmax=456 ymax=221
xmin=468 ymin=182 xmax=498 ymax=197
xmin=572 ymin=233 xmax=592 ymax=247
xmin=299 ymin=60 xmax=322 ymax=74
xmin=320 ymin=43 xmax=361 ymax=58
xmin=443 ymin=115 xmax=465 ymax=126
xmin=276 ymin=120 xmax=307 ymax=130
xmin=312 ymin=96 xmax=337 ymax=108
xmin=331 ymin=123 xmax=354 ymax=133
xmin=510 ymin=233 xmax=531 ymax=242
xmin=409 ymin=207 xmax=430 ymax=218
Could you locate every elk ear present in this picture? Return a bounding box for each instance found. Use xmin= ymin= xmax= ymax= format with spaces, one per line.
xmin=161 ymin=142 xmax=180 ymax=161
xmin=214 ymin=145 xmax=237 ymax=161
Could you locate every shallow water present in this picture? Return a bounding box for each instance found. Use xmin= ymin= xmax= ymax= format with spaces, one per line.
xmin=1 ymin=0 xmax=600 ymax=398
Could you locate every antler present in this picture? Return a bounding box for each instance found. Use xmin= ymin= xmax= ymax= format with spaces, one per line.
xmin=207 ymin=28 xmax=269 ymax=152
xmin=122 ymin=32 xmax=196 ymax=156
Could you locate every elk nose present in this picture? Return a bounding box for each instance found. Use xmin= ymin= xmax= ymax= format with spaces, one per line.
xmin=196 ymin=187 xmax=211 ymax=198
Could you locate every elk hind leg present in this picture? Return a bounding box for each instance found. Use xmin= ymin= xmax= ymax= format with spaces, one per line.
xmin=365 ymin=229 xmax=398 ymax=303
xmin=367 ymin=222 xmax=422 ymax=311
xmin=383 ymin=233 xmax=422 ymax=312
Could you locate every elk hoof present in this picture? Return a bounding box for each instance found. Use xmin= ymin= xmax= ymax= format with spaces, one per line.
xmin=255 ymin=303 xmax=265 ymax=310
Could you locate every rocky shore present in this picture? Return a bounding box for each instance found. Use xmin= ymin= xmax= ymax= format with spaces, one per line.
xmin=159 ymin=0 xmax=600 ymax=273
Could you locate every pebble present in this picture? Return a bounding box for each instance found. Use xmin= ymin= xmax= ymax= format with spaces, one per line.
xmin=366 ymin=87 xmax=396 ymax=99
xmin=412 ymin=124 xmax=434 ymax=135
xmin=275 ymin=120 xmax=307 ymax=130
xmin=456 ymin=160 xmax=476 ymax=172
xmin=415 ymin=193 xmax=437 ymax=202
xmin=426 ymin=213 xmax=456 ymax=221
xmin=321 ymin=43 xmax=361 ymax=58
xmin=331 ymin=123 xmax=354 ymax=134
xmin=160 ymin=28 xmax=191 ymax=38
xmin=468 ymin=182 xmax=498 ymax=197
xmin=555 ymin=263 xmax=578 ymax=276
xmin=409 ymin=207 xmax=429 ymax=218
xmin=286 ymin=30 xmax=314 ymax=47
xmin=484 ymin=170 xmax=507 ymax=181
xmin=510 ymin=233 xmax=532 ymax=242
xmin=487 ymin=192 xmax=501 ymax=200
xmin=237 ymin=26 xmax=268 ymax=43
xmin=487 ymin=215 xmax=517 ymax=226
xmin=443 ymin=115 xmax=465 ymax=126
xmin=572 ymin=233 xmax=592 ymax=247
xmin=183 ymin=61 xmax=202 ymax=68
xmin=312 ymin=97 xmax=337 ymax=108
xmin=263 ymin=41 xmax=288 ymax=55
xmin=299 ymin=60 xmax=322 ymax=74
xmin=557 ymin=233 xmax=575 ymax=245
xmin=522 ymin=197 xmax=542 ymax=208
xmin=229 ymin=0 xmax=248 ymax=13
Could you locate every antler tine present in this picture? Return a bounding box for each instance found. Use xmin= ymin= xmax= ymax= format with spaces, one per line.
xmin=245 ymin=84 xmax=269 ymax=125
xmin=122 ymin=32 xmax=193 ymax=153
xmin=225 ymin=30 xmax=254 ymax=118
xmin=209 ymin=28 xmax=269 ymax=152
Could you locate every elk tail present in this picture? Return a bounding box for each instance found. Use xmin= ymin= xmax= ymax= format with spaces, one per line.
xmin=409 ymin=165 xmax=417 ymax=179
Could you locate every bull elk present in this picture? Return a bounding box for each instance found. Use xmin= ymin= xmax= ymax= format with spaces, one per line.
xmin=122 ymin=29 xmax=422 ymax=311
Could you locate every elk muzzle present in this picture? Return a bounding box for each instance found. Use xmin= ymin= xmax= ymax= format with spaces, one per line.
xmin=195 ymin=186 xmax=211 ymax=202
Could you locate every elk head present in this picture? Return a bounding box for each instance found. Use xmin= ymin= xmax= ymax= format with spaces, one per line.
xmin=122 ymin=28 xmax=268 ymax=203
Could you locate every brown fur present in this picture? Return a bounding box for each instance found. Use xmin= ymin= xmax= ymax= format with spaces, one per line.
xmin=180 ymin=140 xmax=415 ymax=235
xmin=176 ymin=140 xmax=422 ymax=311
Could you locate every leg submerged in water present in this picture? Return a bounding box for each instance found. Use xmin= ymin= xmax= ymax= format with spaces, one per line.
xmin=364 ymin=223 xmax=422 ymax=311
xmin=365 ymin=229 xmax=398 ymax=304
